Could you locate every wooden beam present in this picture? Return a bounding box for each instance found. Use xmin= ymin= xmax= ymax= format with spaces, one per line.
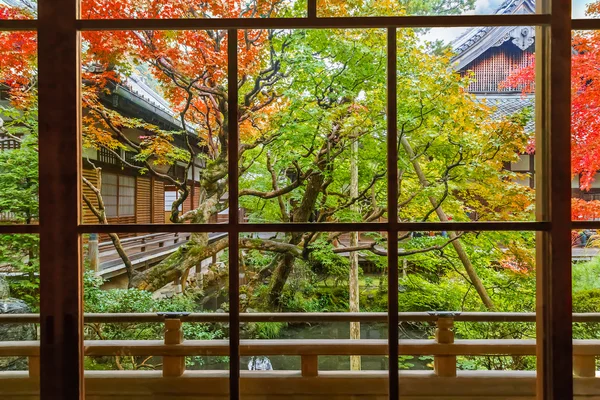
xmin=38 ymin=0 xmax=83 ymax=399
xmin=75 ymin=14 xmax=551 ymax=31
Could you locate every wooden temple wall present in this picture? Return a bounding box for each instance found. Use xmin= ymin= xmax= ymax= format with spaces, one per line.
xmin=461 ymin=44 xmax=534 ymax=93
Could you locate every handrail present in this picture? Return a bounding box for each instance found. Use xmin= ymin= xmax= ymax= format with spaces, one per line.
xmin=3 ymin=311 xmax=600 ymax=324
xmin=2 ymin=315 xmax=600 ymax=379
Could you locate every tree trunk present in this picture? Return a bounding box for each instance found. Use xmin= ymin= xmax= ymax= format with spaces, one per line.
xmin=349 ymin=139 xmax=361 ymax=371
xmin=399 ymin=137 xmax=495 ymax=310
xmin=131 ymin=234 xmax=229 ymax=291
xmin=268 ymin=171 xmax=326 ymax=307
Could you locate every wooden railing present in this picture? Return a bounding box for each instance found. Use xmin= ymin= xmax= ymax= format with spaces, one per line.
xmin=1 ymin=312 xmax=600 ymax=398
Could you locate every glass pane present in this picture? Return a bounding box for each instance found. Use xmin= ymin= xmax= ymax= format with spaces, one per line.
xmin=239 ymin=231 xmax=388 ymax=398
xmin=80 ymin=30 xmax=228 ymax=225
xmin=574 ymin=0 xmax=598 ymax=18
xmin=238 ymin=29 xmax=387 ymax=224
xmin=397 ymin=230 xmax=536 ymax=397
xmin=0 ymin=1 xmax=36 ymax=19
xmin=82 ymin=231 xmax=229 ymax=396
xmin=572 ymin=30 xmax=600 ymax=221
xmin=318 ymin=0 xmax=536 ymax=17
xmin=573 ymin=229 xmax=600 ymax=393
xmin=80 ymin=0 xmax=303 ymax=19
xmin=0 ymin=234 xmax=40 ymax=398
xmin=0 ymin=31 xmax=38 ymax=225
xmin=397 ymin=27 xmax=536 ymax=222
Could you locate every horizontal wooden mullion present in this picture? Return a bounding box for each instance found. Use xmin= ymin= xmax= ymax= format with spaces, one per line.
xmin=572 ymin=18 xmax=600 ymax=30
xmin=0 ymin=225 xmax=40 ymax=234
xmin=77 ymin=221 xmax=549 ymax=234
xmin=572 ymin=221 xmax=600 ymax=229
xmin=75 ymin=14 xmax=551 ymax=31
xmin=0 ymin=19 xmax=38 ymax=31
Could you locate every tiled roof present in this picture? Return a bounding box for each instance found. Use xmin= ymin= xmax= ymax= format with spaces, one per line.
xmin=479 ymin=94 xmax=535 ymax=133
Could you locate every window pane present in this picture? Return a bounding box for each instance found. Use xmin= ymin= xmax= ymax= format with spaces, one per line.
xmin=0 ymin=31 xmax=38 ymax=225
xmin=238 ymin=29 xmax=387 ymax=225
xmin=573 ymin=229 xmax=600 ymax=393
xmin=397 ymin=231 xmax=536 ymax=396
xmin=0 ymin=1 xmax=36 ymax=19
xmin=239 ymin=231 xmax=388 ymax=399
xmin=397 ymin=27 xmax=536 ymax=222
xmin=80 ymin=30 xmax=229 ymax=225
xmin=318 ymin=0 xmax=536 ymax=17
xmin=118 ymin=175 xmax=135 ymax=217
xmin=574 ymin=0 xmax=598 ymax=18
xmin=572 ymin=30 xmax=600 ymax=221
xmin=0 ymin=234 xmax=40 ymax=398
xmin=80 ymin=0 xmax=303 ymax=19
xmin=82 ymin=231 xmax=229 ymax=394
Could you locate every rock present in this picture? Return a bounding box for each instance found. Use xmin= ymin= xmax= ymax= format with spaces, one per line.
xmin=0 ymin=298 xmax=36 ymax=371
xmin=239 ymin=294 xmax=248 ymax=302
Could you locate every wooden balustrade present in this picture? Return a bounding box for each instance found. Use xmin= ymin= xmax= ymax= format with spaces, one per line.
xmin=1 ymin=312 xmax=600 ymax=380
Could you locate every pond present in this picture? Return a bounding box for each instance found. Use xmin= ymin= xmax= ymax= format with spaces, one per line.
xmin=191 ymin=321 xmax=433 ymax=371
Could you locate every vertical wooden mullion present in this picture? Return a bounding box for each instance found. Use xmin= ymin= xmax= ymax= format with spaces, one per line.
xmin=38 ymin=0 xmax=83 ymax=399
xmin=308 ymin=0 xmax=317 ymax=19
xmin=227 ymin=28 xmax=240 ymax=400
xmin=387 ymin=27 xmax=399 ymax=400
xmin=535 ymin=0 xmax=573 ymax=398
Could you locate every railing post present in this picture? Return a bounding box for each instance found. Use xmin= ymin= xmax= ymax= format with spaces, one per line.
xmin=573 ymin=355 xmax=596 ymax=378
xmin=28 ymin=356 xmax=40 ymax=378
xmin=163 ymin=317 xmax=185 ymax=377
xmin=301 ymin=355 xmax=318 ymax=377
xmin=434 ymin=316 xmax=456 ymax=377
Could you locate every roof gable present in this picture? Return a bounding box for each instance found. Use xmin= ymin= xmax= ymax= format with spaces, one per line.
xmin=451 ymin=0 xmax=536 ymax=70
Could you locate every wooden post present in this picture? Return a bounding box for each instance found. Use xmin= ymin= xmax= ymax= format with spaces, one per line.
xmin=88 ymin=233 xmax=99 ymax=272
xmin=349 ymin=138 xmax=361 ymax=371
xmin=28 ymin=356 xmax=40 ymax=378
xmin=573 ymin=355 xmax=596 ymax=378
xmin=301 ymin=355 xmax=318 ymax=377
xmin=163 ymin=318 xmax=185 ymax=377
xmin=434 ymin=317 xmax=456 ymax=377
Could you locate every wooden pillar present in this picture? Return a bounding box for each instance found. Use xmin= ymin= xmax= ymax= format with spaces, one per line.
xmin=163 ymin=319 xmax=185 ymax=377
xmin=573 ymin=355 xmax=596 ymax=378
xmin=301 ymin=355 xmax=318 ymax=377
xmin=434 ymin=317 xmax=456 ymax=377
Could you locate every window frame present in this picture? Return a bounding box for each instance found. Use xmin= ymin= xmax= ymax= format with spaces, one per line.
xmin=0 ymin=0 xmax=583 ymax=398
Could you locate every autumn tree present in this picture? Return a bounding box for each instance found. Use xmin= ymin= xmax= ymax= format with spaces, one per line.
xmin=502 ymin=1 xmax=600 ymax=221
xmin=1 ymin=0 xmax=533 ymax=310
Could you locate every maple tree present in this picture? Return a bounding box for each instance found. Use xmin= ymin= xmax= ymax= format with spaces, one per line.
xmin=501 ymin=2 xmax=600 ymax=221
xmin=0 ymin=0 xmax=534 ymax=311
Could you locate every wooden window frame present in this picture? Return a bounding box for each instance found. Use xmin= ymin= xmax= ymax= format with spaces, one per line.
xmin=0 ymin=0 xmax=586 ymax=398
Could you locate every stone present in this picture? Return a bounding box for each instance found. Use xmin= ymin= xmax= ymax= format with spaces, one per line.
xmin=0 ymin=298 xmax=36 ymax=371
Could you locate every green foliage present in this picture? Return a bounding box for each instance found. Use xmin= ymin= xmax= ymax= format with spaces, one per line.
xmin=244 ymin=322 xmax=287 ymax=339
xmin=0 ymin=109 xmax=38 ymax=224
xmin=83 ymin=272 xmax=226 ymax=370
xmin=573 ymin=257 xmax=600 ymax=292
xmin=0 ymin=233 xmax=39 ymax=309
